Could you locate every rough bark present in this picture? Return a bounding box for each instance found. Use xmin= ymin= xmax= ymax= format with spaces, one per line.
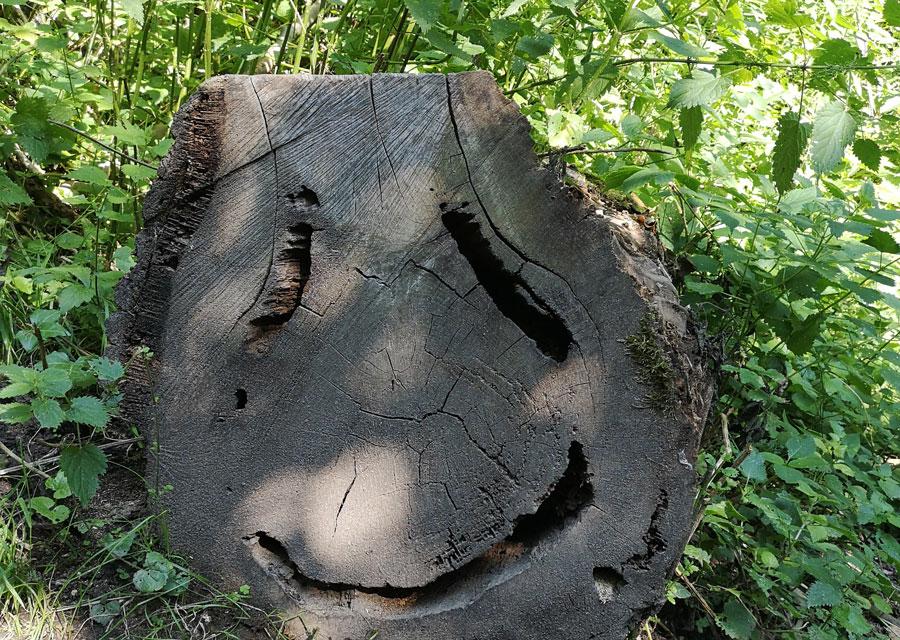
xmin=109 ymin=71 xmax=714 ymax=640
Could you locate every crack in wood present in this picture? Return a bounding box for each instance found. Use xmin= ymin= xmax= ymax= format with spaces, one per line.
xmin=243 ymin=441 xmax=593 ymax=617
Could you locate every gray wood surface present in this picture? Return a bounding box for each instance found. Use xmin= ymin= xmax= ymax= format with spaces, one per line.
xmin=109 ymin=71 xmax=714 ymax=640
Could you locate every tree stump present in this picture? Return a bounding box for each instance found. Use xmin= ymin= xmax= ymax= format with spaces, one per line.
xmin=109 ymin=71 xmax=714 ymax=640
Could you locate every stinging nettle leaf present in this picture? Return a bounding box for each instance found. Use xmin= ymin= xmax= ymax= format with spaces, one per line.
xmin=805 ymin=581 xmax=842 ymax=607
xmin=31 ymin=397 xmax=65 ymax=429
xmin=403 ymin=0 xmax=441 ymax=33
xmin=852 ymin=139 xmax=881 ymax=171
xmin=679 ymin=106 xmax=703 ymax=150
xmin=810 ymin=101 xmax=856 ymax=174
xmin=667 ymin=71 xmax=730 ymax=109
xmin=771 ymin=111 xmax=809 ymax=195
xmin=67 ymin=396 xmax=110 ymax=428
xmin=719 ymin=598 xmax=756 ymax=640
xmin=60 ymin=444 xmax=108 ymax=506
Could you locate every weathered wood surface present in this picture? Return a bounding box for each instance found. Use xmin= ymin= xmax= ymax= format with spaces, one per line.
xmin=109 ymin=71 xmax=713 ymax=640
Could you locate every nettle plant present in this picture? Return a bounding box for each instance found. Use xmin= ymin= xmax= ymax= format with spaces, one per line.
xmin=0 ymin=350 xmax=122 ymax=508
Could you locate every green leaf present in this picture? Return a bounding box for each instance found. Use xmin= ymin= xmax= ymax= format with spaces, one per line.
xmin=786 ymin=313 xmax=823 ymax=355
xmin=31 ymin=397 xmax=65 ymax=429
xmin=36 ymin=368 xmax=72 ymax=398
xmin=621 ymin=114 xmax=643 ymax=138
xmin=810 ymin=101 xmax=856 ymax=174
xmin=11 ymin=96 xmax=52 ymax=164
xmin=0 ymin=402 xmax=32 ymax=424
xmin=29 ymin=496 xmax=70 ymax=524
xmin=133 ymin=566 xmax=169 ymax=593
xmin=679 ymin=106 xmax=702 ymax=150
xmin=113 ymin=246 xmax=136 ymax=272
xmin=66 ymin=396 xmax=109 ymax=428
xmin=719 ymin=598 xmax=755 ymax=640
xmin=58 ymin=284 xmax=95 ymax=313
xmin=91 ymin=357 xmax=125 ymax=382
xmin=813 ymin=38 xmax=863 ymax=66
xmin=46 ymin=471 xmax=72 ymax=499
xmin=806 ymin=581 xmax=842 ymax=607
xmin=0 ymin=172 xmax=33 ymax=206
xmin=667 ymin=71 xmax=730 ymax=109
xmin=60 ymin=444 xmax=108 ymax=506
xmin=516 ymin=33 xmax=554 ymax=59
xmin=771 ymin=112 xmax=809 ymax=194
xmin=67 ymin=166 xmax=110 ymax=186
xmin=501 ymin=0 xmax=529 ymax=18
xmin=0 ymin=382 xmax=33 ymax=399
xmin=403 ymin=0 xmax=440 ymax=33
xmin=621 ymin=167 xmax=674 ymax=191
xmin=862 ymin=229 xmax=900 ymax=254
xmin=120 ymin=0 xmax=144 ymax=24
xmin=885 ymin=0 xmax=900 ymax=25
xmin=852 ymin=139 xmax=881 ymax=171
xmin=739 ymin=451 xmax=767 ymax=482
xmin=648 ymin=31 xmax=710 ymax=58
xmin=120 ymin=164 xmax=156 ymax=182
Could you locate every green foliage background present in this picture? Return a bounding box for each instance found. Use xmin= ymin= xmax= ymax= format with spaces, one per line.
xmin=1 ymin=0 xmax=898 ymax=638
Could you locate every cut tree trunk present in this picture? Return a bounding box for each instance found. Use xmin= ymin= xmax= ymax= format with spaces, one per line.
xmin=109 ymin=71 xmax=714 ymax=640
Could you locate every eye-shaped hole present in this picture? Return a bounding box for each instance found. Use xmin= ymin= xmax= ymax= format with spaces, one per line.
xmin=235 ymin=388 xmax=247 ymax=410
xmin=286 ymin=185 xmax=319 ymax=208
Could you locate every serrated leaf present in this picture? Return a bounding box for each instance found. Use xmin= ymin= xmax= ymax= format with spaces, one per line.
xmin=91 ymin=357 xmax=125 ymax=382
xmin=852 ymin=139 xmax=881 ymax=171
xmin=60 ymin=444 xmax=107 ymax=506
xmin=403 ymin=0 xmax=440 ymax=33
xmin=36 ymin=368 xmax=72 ymax=398
xmin=31 ymin=397 xmax=65 ymax=429
xmin=719 ymin=598 xmax=755 ymax=640
xmin=813 ymin=38 xmax=863 ymax=66
xmin=806 ymin=581 xmax=842 ymax=607
xmin=810 ymin=101 xmax=856 ymax=174
xmin=648 ymin=31 xmax=710 ymax=58
xmin=667 ymin=71 xmax=730 ymax=109
xmin=739 ymin=451 xmax=767 ymax=481
xmin=771 ymin=112 xmax=809 ymax=194
xmin=67 ymin=396 xmax=109 ymax=428
xmin=67 ymin=166 xmax=110 ymax=186
xmin=120 ymin=0 xmax=144 ymax=24
xmin=679 ymin=106 xmax=702 ymax=150
xmin=0 ymin=402 xmax=32 ymax=424
xmin=0 ymin=382 xmax=33 ymax=398
xmin=11 ymin=96 xmax=52 ymax=164
xmin=58 ymin=284 xmax=95 ymax=313
xmin=120 ymin=164 xmax=156 ymax=181
xmin=0 ymin=172 xmax=33 ymax=206
xmin=862 ymin=229 xmax=900 ymax=254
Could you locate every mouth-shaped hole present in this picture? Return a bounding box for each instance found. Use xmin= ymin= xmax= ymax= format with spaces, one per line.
xmin=243 ymin=441 xmax=593 ymax=618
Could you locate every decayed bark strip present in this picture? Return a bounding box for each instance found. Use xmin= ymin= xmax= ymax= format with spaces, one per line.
xmin=110 ymin=72 xmax=714 ymax=640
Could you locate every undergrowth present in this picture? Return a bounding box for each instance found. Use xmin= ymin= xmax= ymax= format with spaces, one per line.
xmin=0 ymin=0 xmax=898 ymax=638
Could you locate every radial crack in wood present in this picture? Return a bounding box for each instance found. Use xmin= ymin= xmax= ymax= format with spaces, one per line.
xmin=108 ymin=71 xmax=714 ymax=640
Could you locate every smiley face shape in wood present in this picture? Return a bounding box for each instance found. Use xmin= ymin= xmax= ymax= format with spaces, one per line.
xmin=110 ymin=72 xmax=712 ymax=640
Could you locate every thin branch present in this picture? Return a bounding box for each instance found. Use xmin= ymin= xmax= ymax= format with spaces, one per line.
xmin=48 ymin=120 xmax=157 ymax=169
xmin=613 ymin=56 xmax=898 ymax=70
xmin=539 ymin=145 xmax=675 ymax=157
xmin=0 ymin=437 xmax=142 ymax=477
xmin=510 ymin=57 xmax=898 ymax=94
xmin=0 ymin=440 xmax=50 ymax=479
